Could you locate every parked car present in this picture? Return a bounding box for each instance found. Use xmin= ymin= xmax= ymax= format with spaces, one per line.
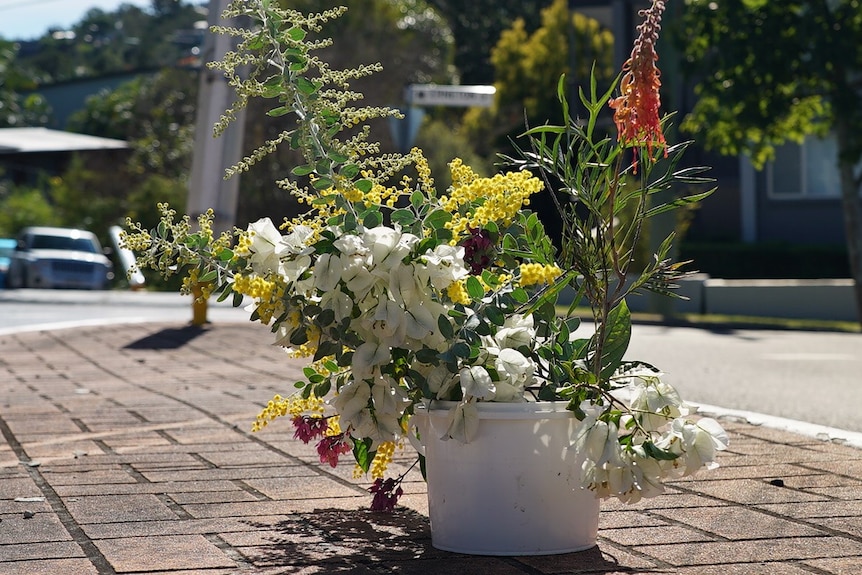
xmin=7 ymin=226 xmax=113 ymax=290
xmin=0 ymin=237 xmax=15 ymax=289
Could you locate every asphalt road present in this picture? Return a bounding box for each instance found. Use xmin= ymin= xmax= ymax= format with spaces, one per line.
xmin=1 ymin=288 xmax=860 ymax=433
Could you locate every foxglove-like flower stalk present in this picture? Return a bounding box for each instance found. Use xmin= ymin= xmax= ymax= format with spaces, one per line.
xmin=608 ymin=0 xmax=668 ymax=171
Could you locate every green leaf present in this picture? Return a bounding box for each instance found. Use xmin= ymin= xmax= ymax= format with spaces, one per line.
xmin=425 ymin=209 xmax=452 ymax=230
xmin=437 ymin=314 xmax=455 ymax=340
xmin=260 ymin=76 xmax=282 ymax=98
xmin=363 ymin=209 xmax=383 ymax=228
xmin=286 ymin=27 xmax=306 ymax=41
xmin=485 ymin=305 xmax=505 ymax=326
xmin=465 ymin=276 xmax=484 ymax=299
xmin=296 ymin=77 xmax=318 ymax=95
xmin=291 ymin=165 xmax=314 ymax=176
xmin=410 ymin=190 xmax=425 ymax=208
xmin=599 ymin=300 xmax=632 ymax=380
xmin=267 ymin=106 xmax=290 ymax=117
xmin=312 ymin=177 xmax=334 ymax=190
xmin=391 ymin=209 xmax=414 ymax=226
xmin=198 ymin=269 xmax=217 ymax=283
xmin=232 ymin=290 xmax=244 ymax=308
xmin=643 ymin=441 xmax=680 ymax=461
xmin=340 ymin=163 xmax=360 ymax=179
xmin=353 ymin=437 xmax=376 ymax=473
xmin=355 ymin=179 xmax=373 ymax=193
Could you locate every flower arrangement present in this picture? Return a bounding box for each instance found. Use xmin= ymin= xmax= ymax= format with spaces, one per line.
xmin=124 ymin=0 xmax=727 ymax=511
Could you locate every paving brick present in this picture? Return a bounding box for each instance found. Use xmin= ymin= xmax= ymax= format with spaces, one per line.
xmin=0 ymin=540 xmax=83 ymax=561
xmin=673 ymin=564 xmax=817 ymax=575
xmin=637 ymin=536 xmax=862 ymax=567
xmin=4 ymin=322 xmax=862 ymax=573
xmin=94 ymin=534 xmax=238 ymax=571
xmin=0 ymin=513 xmax=72 ymax=545
xmin=601 ymin=525 xmax=715 ymax=546
xmin=0 ymin=558 xmax=99 ymax=575
xmin=515 ymin=544 xmax=657 ymax=573
xmin=64 ymin=494 xmax=179 ymax=524
xmin=651 ymin=505 xmax=828 ymax=540
xmin=805 ymin=555 xmax=862 ymax=574
xmin=683 ymin=477 xmax=831 ymax=505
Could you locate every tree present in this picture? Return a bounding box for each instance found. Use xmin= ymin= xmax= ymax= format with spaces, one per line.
xmin=0 ymin=41 xmax=50 ymax=127
xmin=675 ymin=0 xmax=862 ymax=324
xmin=426 ymin=0 xmax=550 ymax=84
xmin=461 ymin=0 xmax=614 ymax=244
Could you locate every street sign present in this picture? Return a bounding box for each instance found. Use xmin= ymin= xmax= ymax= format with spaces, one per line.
xmin=405 ymin=84 xmax=496 ymax=108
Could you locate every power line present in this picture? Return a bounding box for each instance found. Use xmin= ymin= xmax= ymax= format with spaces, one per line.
xmin=0 ymin=0 xmax=67 ymax=12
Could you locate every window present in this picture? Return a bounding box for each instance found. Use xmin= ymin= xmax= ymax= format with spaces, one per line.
xmin=767 ymin=134 xmax=843 ymax=199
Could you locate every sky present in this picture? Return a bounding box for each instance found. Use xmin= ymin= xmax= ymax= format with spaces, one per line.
xmin=0 ymin=0 xmax=155 ymax=41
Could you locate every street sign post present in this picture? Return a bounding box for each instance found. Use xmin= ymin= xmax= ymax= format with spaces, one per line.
xmin=405 ymin=84 xmax=496 ymax=108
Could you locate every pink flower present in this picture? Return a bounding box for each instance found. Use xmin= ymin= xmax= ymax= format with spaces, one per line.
xmin=608 ymin=0 xmax=668 ymax=172
xmin=316 ymin=433 xmax=353 ymax=468
xmin=460 ymin=228 xmax=495 ymax=275
xmin=369 ymin=477 xmax=404 ymax=512
xmin=292 ymin=415 xmax=329 ymax=443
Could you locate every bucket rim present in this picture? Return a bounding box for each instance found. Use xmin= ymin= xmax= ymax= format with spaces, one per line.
xmin=415 ymin=399 xmax=578 ymax=420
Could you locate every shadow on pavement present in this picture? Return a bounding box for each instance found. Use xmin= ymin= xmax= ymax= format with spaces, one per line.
xmin=243 ymin=508 xmax=636 ymax=574
xmin=123 ymin=325 xmax=208 ymax=350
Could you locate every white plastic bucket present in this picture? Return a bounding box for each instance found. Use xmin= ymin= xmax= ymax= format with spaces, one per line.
xmin=413 ymin=401 xmax=600 ymax=555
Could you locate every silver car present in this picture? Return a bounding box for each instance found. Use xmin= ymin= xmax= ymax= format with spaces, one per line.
xmin=7 ymin=226 xmax=113 ymax=290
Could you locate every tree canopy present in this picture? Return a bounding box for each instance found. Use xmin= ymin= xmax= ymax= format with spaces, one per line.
xmin=676 ymin=0 xmax=862 ymax=322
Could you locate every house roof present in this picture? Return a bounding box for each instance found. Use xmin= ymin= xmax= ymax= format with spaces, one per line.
xmin=0 ymin=127 xmax=128 ymax=154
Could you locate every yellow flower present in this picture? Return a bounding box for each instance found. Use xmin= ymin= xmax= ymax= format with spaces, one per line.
xmin=518 ymin=263 xmax=563 ymax=287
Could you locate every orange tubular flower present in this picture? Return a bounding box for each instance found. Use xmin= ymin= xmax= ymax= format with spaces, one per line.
xmin=609 ymin=0 xmax=668 ymax=172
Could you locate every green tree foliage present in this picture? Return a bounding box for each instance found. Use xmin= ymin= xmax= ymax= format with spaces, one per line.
xmin=426 ymin=0 xmax=550 ymax=84
xmin=676 ymin=0 xmax=862 ymax=323
xmin=0 ymin=41 xmax=50 ymax=127
xmin=0 ymin=185 xmax=59 ymax=236
xmin=463 ymin=0 xmax=614 ymax=155
xmin=18 ymin=1 xmax=203 ymax=82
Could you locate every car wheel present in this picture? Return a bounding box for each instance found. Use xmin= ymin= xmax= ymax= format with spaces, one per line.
xmin=7 ymin=268 xmax=21 ymax=289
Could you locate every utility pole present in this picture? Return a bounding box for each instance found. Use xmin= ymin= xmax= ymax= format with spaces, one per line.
xmin=186 ymin=0 xmax=247 ymax=325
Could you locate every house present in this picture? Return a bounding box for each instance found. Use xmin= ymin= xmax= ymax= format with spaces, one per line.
xmin=0 ymin=127 xmax=129 ymax=185
xmin=568 ymin=1 xmax=850 ymax=272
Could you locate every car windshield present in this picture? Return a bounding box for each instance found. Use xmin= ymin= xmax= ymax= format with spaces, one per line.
xmin=0 ymin=241 xmax=14 ymax=259
xmin=30 ymin=235 xmax=98 ymax=253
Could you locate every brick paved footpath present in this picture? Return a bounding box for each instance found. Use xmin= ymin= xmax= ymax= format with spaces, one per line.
xmin=1 ymin=322 xmax=861 ymax=574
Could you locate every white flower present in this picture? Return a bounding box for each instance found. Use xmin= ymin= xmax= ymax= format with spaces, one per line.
xmin=364 ymin=299 xmax=407 ymax=347
xmin=313 ymin=253 xmax=342 ymax=292
xmin=494 ymin=314 xmax=535 ymax=350
xmin=425 ymin=364 xmax=459 ymax=399
xmin=441 ymin=401 xmax=479 ymax=443
xmin=282 ymin=254 xmax=312 ymax=291
xmin=332 ymin=380 xmax=371 ymax=429
xmin=493 ymin=348 xmax=535 ymax=401
xmin=333 ymin=232 xmax=364 ymax=256
xmin=363 ymin=226 xmax=418 ymax=271
xmin=664 ymin=417 xmax=729 ymax=475
xmin=389 ymin=263 xmax=423 ymax=307
xmin=319 ymin=289 xmax=353 ymax=323
xmin=419 ymin=244 xmax=469 ymax=290
xmin=246 ymin=218 xmax=287 ymax=274
xmin=628 ymin=375 xmax=686 ymax=430
xmin=282 ymin=225 xmax=313 ymax=254
xmin=352 ymin=341 xmax=391 ymax=382
xmin=459 ymin=365 xmax=495 ymax=400
xmin=341 ymin=254 xmax=376 ymax=299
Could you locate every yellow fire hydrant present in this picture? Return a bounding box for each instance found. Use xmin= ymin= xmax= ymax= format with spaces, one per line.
xmin=191 ymin=282 xmax=209 ymax=326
